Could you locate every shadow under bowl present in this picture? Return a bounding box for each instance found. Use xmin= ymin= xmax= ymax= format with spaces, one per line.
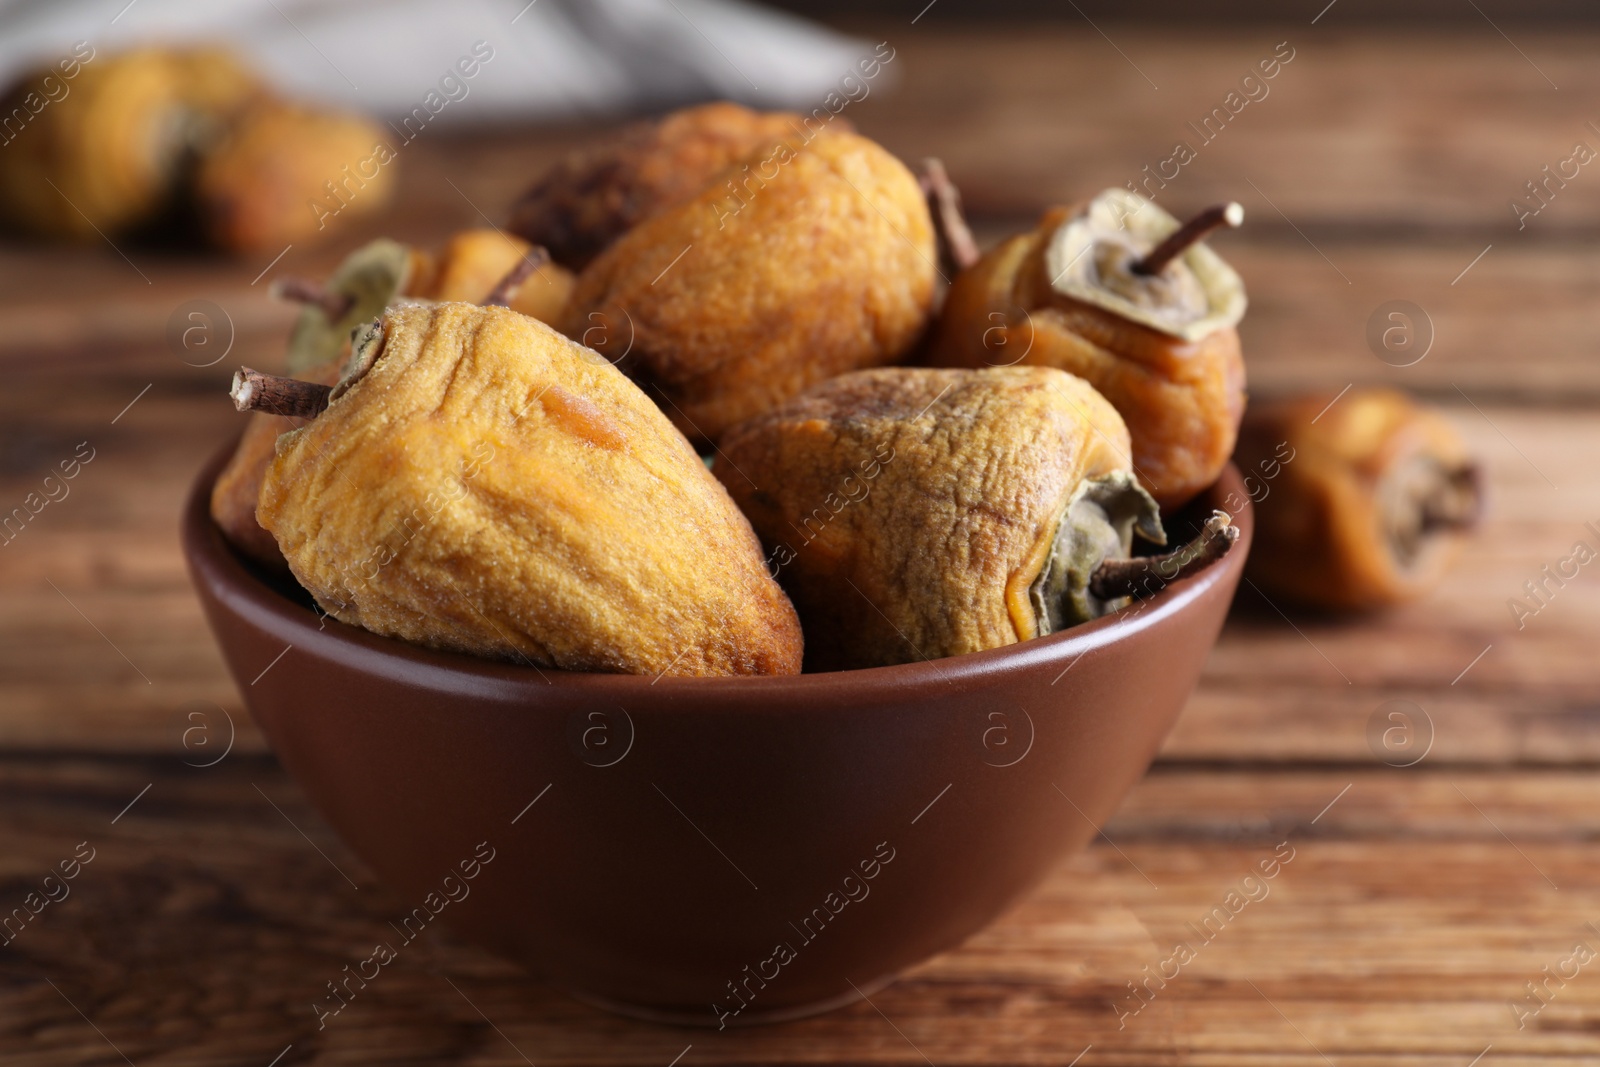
xmin=182 ymin=442 xmax=1250 ymax=1027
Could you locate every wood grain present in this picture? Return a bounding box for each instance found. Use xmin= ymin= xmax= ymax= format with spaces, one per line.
xmin=1 ymin=21 xmax=1598 ymax=1064
xmin=2 ymin=759 xmax=1596 ymax=1066
xmin=853 ymin=30 xmax=1600 ymax=228
xmin=775 ymin=0 xmax=1600 ymax=24
xmin=0 ymin=388 xmax=1590 ymax=760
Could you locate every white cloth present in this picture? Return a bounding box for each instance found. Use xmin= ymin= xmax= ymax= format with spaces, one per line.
xmin=0 ymin=0 xmax=878 ymax=121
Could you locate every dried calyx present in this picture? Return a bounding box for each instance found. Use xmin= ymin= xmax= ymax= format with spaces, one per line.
xmin=1031 ymin=471 xmax=1239 ymax=632
xmin=1382 ymin=456 xmax=1483 ymax=566
xmin=1044 ymin=189 xmax=1247 ymax=342
xmin=248 ymin=252 xmax=540 ymax=420
xmin=1090 ymin=511 xmax=1239 ymax=601
xmin=277 ymin=238 xmax=416 ymax=373
xmin=919 ymin=158 xmax=980 ymax=275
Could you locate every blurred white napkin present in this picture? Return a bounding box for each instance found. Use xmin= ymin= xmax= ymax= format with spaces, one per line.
xmin=0 ymin=0 xmax=879 ymax=120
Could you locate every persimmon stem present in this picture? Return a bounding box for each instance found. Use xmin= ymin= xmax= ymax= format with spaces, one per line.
xmin=484 ymin=247 xmax=550 ymax=307
xmin=270 ymin=277 xmax=355 ymax=321
xmin=1090 ymin=510 xmax=1238 ymax=600
xmin=1132 ymin=202 xmax=1244 ymax=276
xmin=919 ymin=158 xmax=980 ymax=274
xmin=1420 ymin=462 xmax=1484 ymax=533
xmin=230 ymin=367 xmax=332 ymax=419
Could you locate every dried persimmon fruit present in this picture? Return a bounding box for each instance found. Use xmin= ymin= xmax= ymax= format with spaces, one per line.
xmin=427 ymin=228 xmax=574 ymax=327
xmin=1235 ymin=387 xmax=1480 ymax=611
xmin=241 ymin=303 xmax=802 ymax=676
xmin=194 ymin=100 xmax=395 ymax=255
xmin=716 ymin=366 xmax=1237 ymax=670
xmin=214 ymin=237 xmax=573 ymax=571
xmin=0 ymin=46 xmax=392 ymax=254
xmin=209 ymin=360 xmax=344 ymax=573
xmin=931 ymin=190 xmax=1248 ymax=510
xmin=0 ymin=47 xmax=258 ymax=239
xmin=564 ymin=125 xmax=936 ymax=444
xmin=508 ymin=101 xmax=833 ymax=269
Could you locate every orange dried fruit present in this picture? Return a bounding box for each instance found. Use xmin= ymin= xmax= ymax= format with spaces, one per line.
xmin=0 ymin=46 xmax=259 ymax=239
xmin=194 ymin=99 xmax=395 ymax=255
xmin=214 ymin=236 xmax=575 ymax=570
xmin=1236 ymin=387 xmax=1480 ymax=610
xmin=564 ymin=125 xmax=936 ymax=443
xmin=508 ymin=101 xmax=828 ymax=268
xmin=716 ymin=366 xmax=1236 ymax=670
xmin=244 ymin=303 xmax=802 ymax=676
xmin=427 ymin=228 xmax=575 ymax=326
xmin=930 ymin=190 xmax=1247 ymax=510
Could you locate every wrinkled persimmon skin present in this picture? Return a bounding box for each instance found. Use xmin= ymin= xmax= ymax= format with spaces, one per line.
xmin=195 ymin=100 xmax=394 ymax=254
xmin=930 ymin=210 xmax=1245 ymax=510
xmin=210 ymin=360 xmax=342 ymax=572
xmin=564 ymin=127 xmax=936 ymax=444
xmin=211 ymin=414 xmax=295 ymax=571
xmin=215 ymin=230 xmax=576 ymax=570
xmin=717 ymin=366 xmax=1132 ymax=671
xmin=0 ymin=48 xmax=259 ymax=240
xmin=508 ymin=102 xmax=836 ymax=269
xmin=1237 ymin=388 xmax=1475 ymax=611
xmin=258 ymin=303 xmax=802 ymax=677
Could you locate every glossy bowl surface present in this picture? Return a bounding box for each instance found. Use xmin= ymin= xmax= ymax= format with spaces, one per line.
xmin=182 ymin=442 xmax=1250 ymax=1026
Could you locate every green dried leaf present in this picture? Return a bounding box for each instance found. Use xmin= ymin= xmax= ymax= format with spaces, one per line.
xmin=1030 ymin=471 xmax=1164 ymax=633
xmin=286 ymin=239 xmax=417 ymax=374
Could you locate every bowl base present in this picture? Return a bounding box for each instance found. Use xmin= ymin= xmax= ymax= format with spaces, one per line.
xmin=566 ymin=970 xmax=901 ymax=1029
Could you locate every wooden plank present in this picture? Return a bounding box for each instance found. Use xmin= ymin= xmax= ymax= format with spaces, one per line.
xmin=1171 ymin=404 xmax=1600 ymax=765
xmin=1 ymin=376 xmax=1591 ymax=761
xmin=1 ymin=35 xmax=1599 ymax=400
xmin=775 ymin=0 xmax=1600 ymax=23
xmin=0 ymin=334 xmax=1593 ymax=758
xmin=1227 ymin=240 xmax=1600 ymax=403
xmin=850 ymin=30 xmax=1600 ymax=230
xmin=0 ymin=25 xmax=1594 ymax=1067
xmin=0 ymin=759 xmax=1596 ymax=1065
xmin=10 ymin=236 xmax=1600 ymax=402
xmin=14 ymin=236 xmax=1600 ymax=402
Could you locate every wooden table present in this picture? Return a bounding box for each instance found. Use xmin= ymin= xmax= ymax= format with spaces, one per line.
xmin=3 ymin=23 xmax=1598 ymax=1066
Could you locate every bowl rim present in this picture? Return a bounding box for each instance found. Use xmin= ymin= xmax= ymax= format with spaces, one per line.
xmin=184 ymin=436 xmax=1251 ymax=701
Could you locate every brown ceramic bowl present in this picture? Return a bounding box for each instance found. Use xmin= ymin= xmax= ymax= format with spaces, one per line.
xmin=183 ymin=441 xmax=1250 ymax=1027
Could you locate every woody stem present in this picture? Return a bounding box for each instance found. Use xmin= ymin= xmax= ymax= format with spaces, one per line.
xmin=270 ymin=277 xmax=355 ymax=322
xmin=1132 ymin=202 xmax=1244 ymax=276
xmin=484 ymin=247 xmax=550 ymax=308
xmin=1420 ymin=462 xmax=1484 ymax=533
xmin=230 ymin=367 xmax=332 ymax=419
xmin=1090 ymin=510 xmax=1239 ymax=600
xmin=919 ymin=158 xmax=980 ymax=273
